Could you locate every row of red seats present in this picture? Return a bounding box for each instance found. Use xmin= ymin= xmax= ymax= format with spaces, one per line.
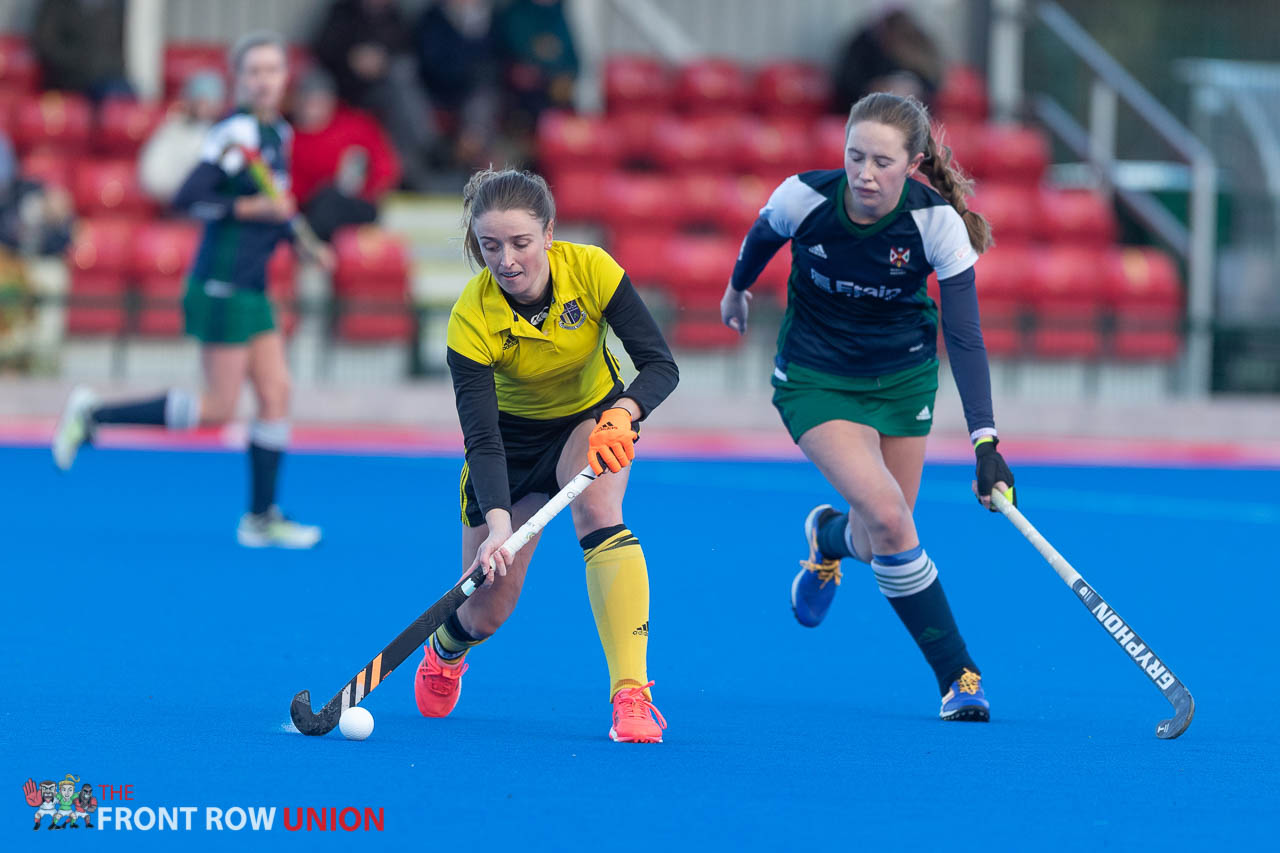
xmin=603 ymin=56 xmax=989 ymax=122
xmin=0 ymin=92 xmax=166 ymax=157
xmin=65 ymin=220 xmax=412 ymax=341
xmin=554 ymin=168 xmax=1112 ymax=247
xmin=539 ymin=111 xmax=1050 ymax=186
xmin=611 ymin=230 xmax=1180 ymax=315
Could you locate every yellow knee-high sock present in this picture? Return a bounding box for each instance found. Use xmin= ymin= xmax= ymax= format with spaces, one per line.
xmin=582 ymin=525 xmax=650 ymax=699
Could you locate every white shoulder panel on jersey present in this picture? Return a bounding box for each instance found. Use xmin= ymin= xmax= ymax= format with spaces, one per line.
xmin=911 ymin=204 xmax=978 ymax=280
xmin=199 ymin=114 xmax=261 ymax=174
xmin=759 ymin=174 xmax=827 ymax=238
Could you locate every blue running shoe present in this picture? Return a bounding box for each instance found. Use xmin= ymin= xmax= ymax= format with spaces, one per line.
xmin=790 ymin=504 xmax=843 ymax=627
xmin=940 ymin=669 xmax=990 ymax=722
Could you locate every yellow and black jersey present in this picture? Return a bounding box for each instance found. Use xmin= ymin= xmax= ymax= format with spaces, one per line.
xmin=446 ymin=241 xmax=678 ymax=517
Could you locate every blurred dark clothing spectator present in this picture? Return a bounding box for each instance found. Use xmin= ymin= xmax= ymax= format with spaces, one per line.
xmin=138 ymin=72 xmax=227 ymax=204
xmin=495 ymin=0 xmax=579 ymax=137
xmin=32 ymin=0 xmax=134 ymax=102
xmin=313 ymin=0 xmax=437 ymax=189
xmin=291 ymin=71 xmax=400 ymax=242
xmin=415 ymin=0 xmax=500 ymax=170
xmin=833 ymin=9 xmax=944 ymax=110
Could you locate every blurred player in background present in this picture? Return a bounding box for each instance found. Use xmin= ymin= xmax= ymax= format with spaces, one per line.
xmin=416 ymin=168 xmax=678 ymax=743
xmin=721 ymin=92 xmax=1016 ymax=722
xmin=52 ymin=31 xmax=333 ymax=549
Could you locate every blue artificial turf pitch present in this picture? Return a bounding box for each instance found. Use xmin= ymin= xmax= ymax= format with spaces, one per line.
xmin=2 ymin=444 xmax=1277 ymax=850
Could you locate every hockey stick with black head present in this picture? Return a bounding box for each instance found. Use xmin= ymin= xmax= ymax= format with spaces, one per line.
xmin=992 ymin=491 xmax=1194 ymax=739
xmin=290 ymin=466 xmax=598 ymax=736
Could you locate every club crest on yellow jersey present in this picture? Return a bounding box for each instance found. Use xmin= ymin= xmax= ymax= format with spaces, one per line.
xmin=558 ymin=299 xmax=586 ymax=329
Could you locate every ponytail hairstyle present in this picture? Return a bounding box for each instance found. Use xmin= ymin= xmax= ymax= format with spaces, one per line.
xmin=846 ymin=92 xmax=993 ymax=253
xmin=461 ymin=167 xmax=557 ymax=269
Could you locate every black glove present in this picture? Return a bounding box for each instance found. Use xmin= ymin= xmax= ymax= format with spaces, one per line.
xmin=975 ymin=437 xmax=1015 ymax=510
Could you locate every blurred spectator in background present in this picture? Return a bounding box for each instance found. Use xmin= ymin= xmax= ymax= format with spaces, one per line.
xmin=415 ymin=0 xmax=500 ymax=172
xmin=0 ymin=132 xmax=73 ymax=257
xmin=32 ymin=0 xmax=134 ymax=102
xmin=313 ymin=0 xmax=436 ymax=190
xmin=138 ymin=71 xmax=227 ymax=205
xmin=495 ymin=0 xmax=578 ymax=147
xmin=833 ymin=8 xmax=943 ymax=109
xmin=291 ymin=69 xmax=400 ymax=241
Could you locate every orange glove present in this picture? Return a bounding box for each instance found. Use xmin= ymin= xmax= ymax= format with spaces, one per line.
xmin=587 ymin=407 xmax=637 ymax=475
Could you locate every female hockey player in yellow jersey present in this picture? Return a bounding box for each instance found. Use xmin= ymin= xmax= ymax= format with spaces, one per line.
xmin=415 ymin=168 xmax=679 ymax=743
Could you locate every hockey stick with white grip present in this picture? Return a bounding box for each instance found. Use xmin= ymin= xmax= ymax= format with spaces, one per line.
xmin=991 ymin=490 xmax=1194 ymax=739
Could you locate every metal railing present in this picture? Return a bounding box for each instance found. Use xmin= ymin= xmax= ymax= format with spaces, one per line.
xmin=1023 ymin=1 xmax=1218 ymax=396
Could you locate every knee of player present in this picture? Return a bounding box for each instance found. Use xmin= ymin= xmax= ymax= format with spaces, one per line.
xmin=462 ymin=608 xmax=508 ymax=640
xmin=256 ymin=378 xmax=292 ymax=416
xmin=863 ymin=500 xmax=914 ymax=542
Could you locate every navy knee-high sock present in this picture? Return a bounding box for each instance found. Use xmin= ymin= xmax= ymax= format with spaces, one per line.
xmin=872 ymin=545 xmax=978 ymax=693
xmin=92 ymin=389 xmax=199 ymax=428
xmin=248 ymin=420 xmax=289 ymax=516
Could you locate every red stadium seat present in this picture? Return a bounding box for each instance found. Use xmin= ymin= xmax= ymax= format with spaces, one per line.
xmin=66 ymin=275 xmax=128 ymax=335
xmin=976 ymin=124 xmax=1049 ymax=183
xmin=163 ymin=42 xmax=227 ymax=98
xmin=337 ymin=306 xmax=414 ymax=342
xmin=605 ymin=110 xmax=660 ymax=167
xmin=19 ymin=148 xmax=74 ymax=189
xmin=1028 ymin=246 xmax=1105 ymax=331
xmin=131 ymin=220 xmax=201 ymax=280
xmin=1036 ymin=189 xmax=1117 ymax=245
xmin=0 ymin=34 xmax=39 ymax=92
xmin=734 ymin=118 xmax=812 ymax=181
xmin=332 ymin=226 xmax=409 ymax=296
xmin=665 ymin=234 xmax=736 ymax=297
xmin=73 ymin=158 xmax=152 ymax=217
xmin=12 ymin=92 xmax=92 ymax=154
xmin=267 ymin=243 xmax=295 ymax=299
xmin=969 ymin=183 xmax=1038 ymax=245
xmin=719 ymin=173 xmax=773 ymax=235
xmin=936 ymin=121 xmax=985 ymax=181
xmin=671 ymin=172 xmax=732 ymax=229
xmin=975 ymin=245 xmax=1031 ymax=308
xmin=604 ymin=55 xmax=670 ymax=113
xmin=96 ymin=98 xmax=165 ymax=157
xmin=1111 ymin=329 xmax=1180 ymax=361
xmin=537 ymin=111 xmax=619 ymax=175
xmin=600 ymin=172 xmax=677 ymax=233
xmin=812 ymin=115 xmax=848 ymax=167
xmin=1103 ymin=247 xmax=1182 ymax=327
xmin=1030 ymin=327 xmax=1102 ymax=359
xmin=550 ymin=168 xmax=608 ymax=223
xmin=608 ymin=230 xmax=673 ymax=287
xmin=754 ymin=62 xmax=830 ymax=117
xmin=936 ymin=65 xmax=988 ymax=122
xmin=673 ymin=59 xmax=751 ymax=115
xmin=671 ymin=316 xmax=743 ymax=349
xmin=68 ymin=218 xmax=138 ymax=279
xmin=651 ymin=115 xmax=744 ymax=174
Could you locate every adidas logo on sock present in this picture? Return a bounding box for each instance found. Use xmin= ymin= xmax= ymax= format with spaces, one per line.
xmin=807 ymin=243 xmax=828 ymax=258
xmin=632 ymin=621 xmax=649 ymax=636
xmin=915 ymin=406 xmax=932 ymax=421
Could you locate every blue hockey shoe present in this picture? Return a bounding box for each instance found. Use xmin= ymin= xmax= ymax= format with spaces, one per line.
xmin=940 ymin=669 xmax=990 ymax=722
xmin=790 ymin=504 xmax=843 ymax=627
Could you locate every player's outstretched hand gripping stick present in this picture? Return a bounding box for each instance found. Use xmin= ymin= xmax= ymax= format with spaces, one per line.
xmin=991 ymin=490 xmax=1194 ymax=739
xmin=291 ymin=466 xmax=599 ymax=736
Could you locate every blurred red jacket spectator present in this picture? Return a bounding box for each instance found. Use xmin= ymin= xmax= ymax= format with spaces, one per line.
xmin=292 ymin=106 xmax=401 ymax=206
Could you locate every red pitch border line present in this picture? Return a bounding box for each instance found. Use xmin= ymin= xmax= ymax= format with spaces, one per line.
xmin=2 ymin=419 xmax=1279 ymax=468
